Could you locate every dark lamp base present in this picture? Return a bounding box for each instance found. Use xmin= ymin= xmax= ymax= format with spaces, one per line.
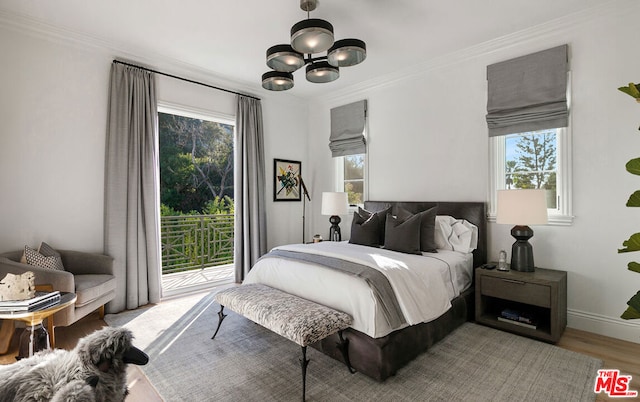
xmin=510 ymin=225 xmax=535 ymax=272
xmin=329 ymin=215 xmax=342 ymax=241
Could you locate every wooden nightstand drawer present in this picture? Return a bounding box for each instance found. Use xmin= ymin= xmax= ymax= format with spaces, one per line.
xmin=481 ymin=276 xmax=550 ymax=308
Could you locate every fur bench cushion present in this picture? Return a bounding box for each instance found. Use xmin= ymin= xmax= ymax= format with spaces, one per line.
xmin=215 ymin=284 xmax=352 ymax=347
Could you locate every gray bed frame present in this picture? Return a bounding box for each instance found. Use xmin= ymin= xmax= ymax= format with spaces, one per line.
xmin=314 ymin=201 xmax=487 ymax=382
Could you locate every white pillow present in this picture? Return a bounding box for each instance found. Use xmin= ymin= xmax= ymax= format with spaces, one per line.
xmin=435 ymin=215 xmax=478 ymax=253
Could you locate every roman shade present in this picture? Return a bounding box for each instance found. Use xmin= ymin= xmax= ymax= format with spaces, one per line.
xmin=486 ymin=45 xmax=569 ymax=137
xmin=329 ymin=100 xmax=367 ymax=157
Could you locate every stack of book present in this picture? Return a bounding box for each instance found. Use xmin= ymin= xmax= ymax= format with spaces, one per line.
xmin=497 ymin=308 xmax=538 ymax=329
xmin=0 ymin=291 xmax=61 ymax=313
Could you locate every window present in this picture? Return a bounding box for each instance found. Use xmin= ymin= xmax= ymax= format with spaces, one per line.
xmin=329 ymin=100 xmax=368 ymax=207
xmin=156 ymin=103 xmax=236 ymax=291
xmin=486 ymin=46 xmax=571 ymax=225
xmin=489 ymin=127 xmax=572 ymax=224
xmin=335 ymin=154 xmax=367 ymax=207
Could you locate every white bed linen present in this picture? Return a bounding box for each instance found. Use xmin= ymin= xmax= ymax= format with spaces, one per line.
xmin=243 ymin=241 xmax=473 ymax=338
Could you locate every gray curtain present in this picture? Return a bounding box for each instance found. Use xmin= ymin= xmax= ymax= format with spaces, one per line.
xmin=486 ymin=45 xmax=568 ymax=137
xmin=104 ymin=62 xmax=161 ymax=313
xmin=234 ymin=95 xmax=267 ymax=281
xmin=329 ymin=100 xmax=367 ymax=156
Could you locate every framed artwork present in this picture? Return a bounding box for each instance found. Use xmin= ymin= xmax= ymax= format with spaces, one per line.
xmin=274 ymin=159 xmax=301 ymax=201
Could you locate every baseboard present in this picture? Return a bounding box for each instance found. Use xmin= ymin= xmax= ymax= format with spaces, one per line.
xmin=568 ymin=309 xmax=640 ymax=344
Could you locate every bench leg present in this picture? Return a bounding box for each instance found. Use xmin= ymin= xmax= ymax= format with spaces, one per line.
xmin=300 ymin=346 xmax=309 ymax=402
xmin=211 ymin=305 xmax=227 ymax=340
xmin=336 ymin=330 xmax=355 ymax=374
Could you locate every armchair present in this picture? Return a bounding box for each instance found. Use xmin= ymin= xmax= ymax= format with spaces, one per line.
xmin=0 ymin=249 xmax=116 ymax=348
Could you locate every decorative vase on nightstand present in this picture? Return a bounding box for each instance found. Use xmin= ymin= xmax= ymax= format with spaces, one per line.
xmin=498 ymin=250 xmax=509 ymax=271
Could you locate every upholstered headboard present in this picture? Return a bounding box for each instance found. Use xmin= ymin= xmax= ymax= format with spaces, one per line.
xmin=363 ymin=201 xmax=487 ymax=269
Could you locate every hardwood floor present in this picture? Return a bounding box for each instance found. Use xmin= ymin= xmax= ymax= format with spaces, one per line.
xmin=1 ymin=310 xmax=638 ymax=401
xmin=557 ymin=327 xmax=640 ymax=401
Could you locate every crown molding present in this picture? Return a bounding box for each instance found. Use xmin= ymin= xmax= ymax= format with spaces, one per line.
xmin=0 ymin=8 xmax=110 ymax=51
xmin=0 ymin=7 xmax=265 ymax=100
xmin=317 ymin=0 xmax=637 ymax=104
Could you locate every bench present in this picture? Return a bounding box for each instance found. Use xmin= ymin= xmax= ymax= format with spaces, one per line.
xmin=211 ymin=283 xmax=354 ymax=401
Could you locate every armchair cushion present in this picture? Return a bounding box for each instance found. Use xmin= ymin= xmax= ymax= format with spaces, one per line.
xmin=74 ymin=275 xmax=116 ymax=308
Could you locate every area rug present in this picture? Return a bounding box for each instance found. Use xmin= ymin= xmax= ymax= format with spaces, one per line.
xmin=105 ymin=290 xmax=602 ymax=402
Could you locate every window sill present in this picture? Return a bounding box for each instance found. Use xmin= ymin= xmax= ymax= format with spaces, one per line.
xmin=487 ymin=213 xmax=574 ymax=226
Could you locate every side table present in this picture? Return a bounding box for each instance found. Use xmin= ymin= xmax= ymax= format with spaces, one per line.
xmin=0 ymin=292 xmax=76 ymax=359
xmin=475 ymin=267 xmax=567 ymax=343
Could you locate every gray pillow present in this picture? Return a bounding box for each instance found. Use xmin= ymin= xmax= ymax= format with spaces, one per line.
xmin=357 ymin=206 xmax=391 ymax=245
xmin=396 ymin=206 xmax=438 ymax=252
xmin=349 ymin=211 xmax=381 ymax=247
xmin=384 ymin=213 xmax=422 ymax=255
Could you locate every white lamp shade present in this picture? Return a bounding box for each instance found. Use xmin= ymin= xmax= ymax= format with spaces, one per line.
xmin=321 ymin=192 xmax=348 ymax=215
xmin=497 ymin=189 xmax=548 ymax=225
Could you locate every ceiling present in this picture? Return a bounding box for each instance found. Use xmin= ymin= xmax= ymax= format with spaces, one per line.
xmin=0 ymin=0 xmax=605 ymax=98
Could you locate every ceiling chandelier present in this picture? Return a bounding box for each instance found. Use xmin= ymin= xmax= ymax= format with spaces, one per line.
xmin=262 ymin=0 xmax=367 ymax=91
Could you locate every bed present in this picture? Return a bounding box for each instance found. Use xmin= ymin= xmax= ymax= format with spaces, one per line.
xmin=244 ymin=201 xmax=487 ymax=381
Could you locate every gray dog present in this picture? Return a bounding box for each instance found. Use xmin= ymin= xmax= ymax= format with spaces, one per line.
xmin=0 ymin=326 xmax=148 ymax=402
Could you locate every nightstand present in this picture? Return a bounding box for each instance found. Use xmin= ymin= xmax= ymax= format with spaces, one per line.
xmin=475 ymin=267 xmax=567 ymax=343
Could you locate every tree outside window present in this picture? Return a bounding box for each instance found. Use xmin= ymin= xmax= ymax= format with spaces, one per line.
xmin=159 ymin=112 xmax=234 ymax=214
xmin=343 ymin=154 xmax=365 ymax=206
xmin=505 ymin=129 xmax=557 ymax=209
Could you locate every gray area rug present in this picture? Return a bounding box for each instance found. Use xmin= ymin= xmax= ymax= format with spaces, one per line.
xmin=105 ymin=291 xmax=602 ymax=402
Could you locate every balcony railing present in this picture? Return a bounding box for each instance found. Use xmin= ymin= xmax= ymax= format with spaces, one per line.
xmin=160 ymin=214 xmax=234 ymax=275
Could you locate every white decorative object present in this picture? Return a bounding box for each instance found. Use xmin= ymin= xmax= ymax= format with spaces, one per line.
xmin=0 ymin=271 xmax=36 ymax=301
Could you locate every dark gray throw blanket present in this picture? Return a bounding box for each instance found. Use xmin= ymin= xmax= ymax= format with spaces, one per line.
xmin=260 ymin=249 xmax=407 ymax=329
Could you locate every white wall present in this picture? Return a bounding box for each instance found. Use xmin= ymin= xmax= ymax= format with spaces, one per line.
xmin=306 ymin=1 xmax=640 ymax=343
xmin=0 ymin=24 xmax=308 ymax=255
xmin=261 ymin=94 xmax=309 ymax=248
xmin=0 ymin=28 xmax=110 ymax=251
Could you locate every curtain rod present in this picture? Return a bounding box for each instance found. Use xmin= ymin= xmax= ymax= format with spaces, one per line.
xmin=112 ymin=60 xmax=260 ymax=101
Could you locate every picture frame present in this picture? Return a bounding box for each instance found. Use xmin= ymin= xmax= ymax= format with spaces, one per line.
xmin=274 ymin=159 xmax=301 ymax=201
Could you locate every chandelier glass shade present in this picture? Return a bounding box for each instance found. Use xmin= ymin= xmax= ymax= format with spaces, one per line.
xmin=291 ymin=19 xmax=334 ymax=54
xmin=266 ymin=45 xmax=305 ymax=72
xmin=262 ymin=0 xmax=366 ymax=91
xmin=328 ymin=39 xmax=367 ymax=67
xmin=306 ymin=61 xmax=339 ymax=83
xmin=261 ymin=71 xmax=294 ymax=91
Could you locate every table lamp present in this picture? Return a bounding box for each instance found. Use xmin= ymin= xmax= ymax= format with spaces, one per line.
xmin=496 ymin=189 xmax=548 ymax=272
xmin=321 ymin=192 xmax=348 ymax=241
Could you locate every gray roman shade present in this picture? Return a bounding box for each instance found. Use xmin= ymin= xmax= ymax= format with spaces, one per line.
xmin=329 ymin=100 xmax=367 ymax=157
xmin=486 ymin=45 xmax=569 ymax=137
